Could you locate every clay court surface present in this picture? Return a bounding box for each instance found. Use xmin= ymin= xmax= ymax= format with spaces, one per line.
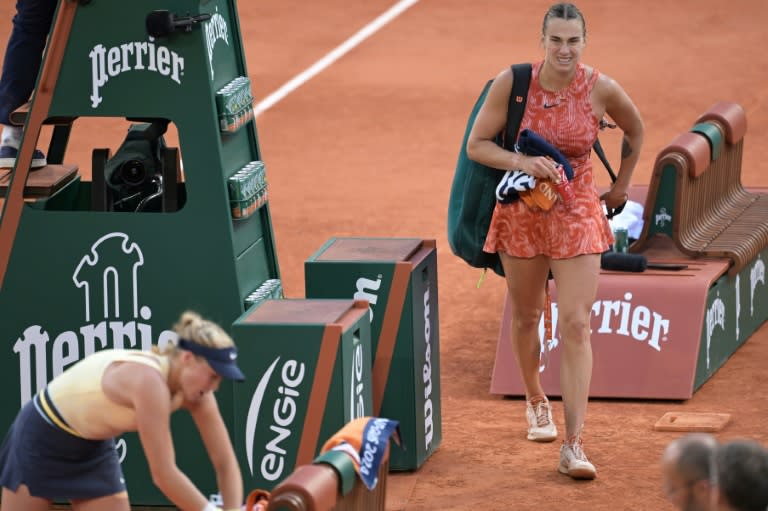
xmin=3 ymin=0 xmax=768 ymax=509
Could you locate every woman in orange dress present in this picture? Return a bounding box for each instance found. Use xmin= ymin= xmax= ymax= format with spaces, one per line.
xmin=466 ymin=2 xmax=643 ymax=480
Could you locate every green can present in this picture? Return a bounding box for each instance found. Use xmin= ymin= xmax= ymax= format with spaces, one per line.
xmin=613 ymin=227 xmax=629 ymax=253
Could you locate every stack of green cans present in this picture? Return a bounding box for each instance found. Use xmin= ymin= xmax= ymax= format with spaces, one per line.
xmin=227 ymin=161 xmax=267 ymax=219
xmin=215 ymin=75 xmax=254 ymax=133
xmin=244 ymin=278 xmax=283 ymax=310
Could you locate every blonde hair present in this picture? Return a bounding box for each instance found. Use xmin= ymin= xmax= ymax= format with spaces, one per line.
xmin=152 ymin=310 xmax=235 ymax=355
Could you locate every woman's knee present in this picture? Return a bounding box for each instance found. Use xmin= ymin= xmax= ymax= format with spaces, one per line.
xmin=558 ymin=313 xmax=591 ymax=343
xmin=510 ymin=308 xmax=543 ymax=333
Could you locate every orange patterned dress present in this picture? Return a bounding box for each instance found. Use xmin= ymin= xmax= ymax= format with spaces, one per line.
xmin=483 ymin=61 xmax=614 ymax=259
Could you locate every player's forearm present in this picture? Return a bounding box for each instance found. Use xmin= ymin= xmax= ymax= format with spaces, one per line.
xmin=152 ymin=464 xmax=209 ymax=511
xmin=466 ymin=137 xmax=524 ymax=171
xmin=614 ymin=128 xmax=643 ymax=192
xmin=215 ymin=458 xmax=244 ymax=510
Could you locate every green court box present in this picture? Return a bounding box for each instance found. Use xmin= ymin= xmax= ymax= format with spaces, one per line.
xmin=304 ymin=238 xmax=441 ymax=471
xmin=231 ymin=299 xmax=373 ymax=491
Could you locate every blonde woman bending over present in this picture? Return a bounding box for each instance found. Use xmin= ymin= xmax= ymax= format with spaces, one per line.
xmin=0 ymin=311 xmax=245 ymax=511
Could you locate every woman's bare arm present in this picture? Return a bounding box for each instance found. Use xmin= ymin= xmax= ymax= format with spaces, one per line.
xmin=595 ymin=73 xmax=644 ymax=207
xmin=126 ymin=365 xmax=211 ymax=510
xmin=189 ymin=393 xmax=243 ymax=510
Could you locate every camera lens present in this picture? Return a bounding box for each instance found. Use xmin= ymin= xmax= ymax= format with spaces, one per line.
xmin=119 ymin=159 xmax=146 ymax=187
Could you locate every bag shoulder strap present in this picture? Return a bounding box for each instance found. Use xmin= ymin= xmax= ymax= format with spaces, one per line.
xmin=594 ymin=136 xmax=626 ymax=218
xmin=593 ymin=138 xmax=617 ymax=182
xmin=503 ymin=63 xmax=533 ymax=150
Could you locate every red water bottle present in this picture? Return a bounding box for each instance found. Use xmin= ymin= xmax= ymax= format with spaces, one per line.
xmin=553 ymin=164 xmax=575 ymax=207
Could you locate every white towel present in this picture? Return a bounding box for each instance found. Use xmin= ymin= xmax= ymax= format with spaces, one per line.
xmin=606 ymin=199 xmax=644 ymax=239
xmin=495 ymin=169 xmax=536 ymax=203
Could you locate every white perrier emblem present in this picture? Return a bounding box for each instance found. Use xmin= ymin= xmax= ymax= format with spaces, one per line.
xmin=89 ymin=37 xmax=185 ymax=108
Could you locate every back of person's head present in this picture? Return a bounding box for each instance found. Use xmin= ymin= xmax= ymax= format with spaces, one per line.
xmin=661 ymin=433 xmax=719 ymax=510
xmin=717 ymin=439 xmax=768 ymax=511
xmin=173 ymin=310 xmax=235 ymax=349
xmin=152 ymin=310 xmax=235 ymax=356
xmin=664 ymin=433 xmax=719 ymax=483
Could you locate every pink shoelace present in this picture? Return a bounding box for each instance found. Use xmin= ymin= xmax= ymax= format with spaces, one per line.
xmin=565 ymin=436 xmax=589 ymax=461
xmin=532 ymin=400 xmax=552 ymax=427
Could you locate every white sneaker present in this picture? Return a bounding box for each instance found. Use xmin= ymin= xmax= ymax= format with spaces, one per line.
xmin=559 ymin=439 xmax=597 ymax=479
xmin=525 ymin=398 xmax=557 ymax=442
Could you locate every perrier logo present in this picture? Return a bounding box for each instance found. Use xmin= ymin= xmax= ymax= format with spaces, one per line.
xmin=13 ymin=232 xmax=176 ymax=406
xmin=89 ymin=37 xmax=185 ymax=108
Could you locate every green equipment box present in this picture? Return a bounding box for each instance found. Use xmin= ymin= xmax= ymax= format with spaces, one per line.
xmin=231 ymin=299 xmax=373 ymax=491
xmin=304 ymin=238 xmax=441 ymax=471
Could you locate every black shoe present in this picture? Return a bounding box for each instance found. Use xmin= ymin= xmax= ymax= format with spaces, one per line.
xmin=0 ymin=145 xmax=47 ymax=169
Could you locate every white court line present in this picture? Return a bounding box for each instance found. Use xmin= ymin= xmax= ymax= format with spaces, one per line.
xmin=252 ymin=0 xmax=420 ymax=117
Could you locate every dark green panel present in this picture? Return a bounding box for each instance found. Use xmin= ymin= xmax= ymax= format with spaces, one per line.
xmin=646 ymin=165 xmax=676 ymax=238
xmin=693 ymin=247 xmax=768 ymax=391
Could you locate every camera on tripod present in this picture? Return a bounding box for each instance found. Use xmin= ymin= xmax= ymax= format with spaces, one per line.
xmin=92 ymin=118 xmax=180 ymax=213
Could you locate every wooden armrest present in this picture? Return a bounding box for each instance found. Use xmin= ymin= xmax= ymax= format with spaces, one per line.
xmin=655 ymin=131 xmax=711 ymax=178
xmin=267 ymin=464 xmax=339 ymax=511
xmin=695 ymin=101 xmax=747 ymax=145
xmin=314 ymin=450 xmax=357 ymax=496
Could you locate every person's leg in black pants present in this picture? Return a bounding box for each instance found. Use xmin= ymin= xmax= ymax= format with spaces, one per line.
xmin=0 ymin=0 xmax=57 ymax=168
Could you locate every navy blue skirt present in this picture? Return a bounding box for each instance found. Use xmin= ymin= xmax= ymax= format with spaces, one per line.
xmin=0 ymin=394 xmax=127 ymax=500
